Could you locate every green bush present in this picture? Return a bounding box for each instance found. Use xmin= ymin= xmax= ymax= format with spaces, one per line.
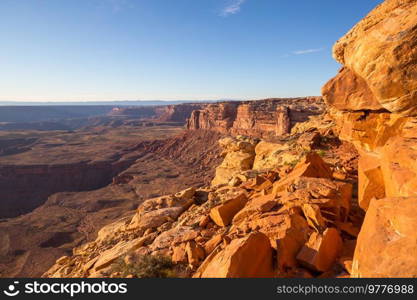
xmin=111 ymin=254 xmax=176 ymax=278
xmin=316 ymin=149 xmax=326 ymax=157
xmin=284 ymin=159 xmax=300 ymax=168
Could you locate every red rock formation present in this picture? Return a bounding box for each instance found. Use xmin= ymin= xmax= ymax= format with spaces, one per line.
xmin=322 ymin=0 xmax=417 ymax=277
xmin=187 ymin=98 xmax=324 ymax=138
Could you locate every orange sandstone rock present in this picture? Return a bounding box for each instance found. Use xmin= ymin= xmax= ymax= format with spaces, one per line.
xmin=186 ymin=241 xmax=205 ymax=268
xmin=328 ymin=0 xmax=417 ymax=116
xmin=358 ymin=153 xmax=386 ymax=210
xmin=296 ymin=228 xmax=343 ymax=273
xmin=322 ymin=67 xmax=382 ymax=111
xmin=204 ymin=234 xmax=224 ymax=255
xmin=272 ymin=152 xmax=332 ymax=195
xmin=209 ymin=192 xmax=248 ymax=227
xmin=172 ymin=244 xmax=188 ymax=264
xmin=275 ymin=213 xmax=311 ymax=271
xmin=198 ymin=232 xmax=274 ymax=278
xmin=352 ymin=197 xmax=417 ymax=278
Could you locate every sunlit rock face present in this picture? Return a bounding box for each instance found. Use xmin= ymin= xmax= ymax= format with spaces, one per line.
xmin=322 ymin=0 xmax=417 ymax=277
xmin=323 ymin=0 xmax=417 ymax=116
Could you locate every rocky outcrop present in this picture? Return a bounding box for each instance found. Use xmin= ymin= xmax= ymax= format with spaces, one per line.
xmin=187 ymin=98 xmax=324 ymax=138
xmin=326 ymin=0 xmax=417 ymax=116
xmin=322 ymin=0 xmax=417 ymax=277
xmin=211 ymin=136 xmax=258 ymax=186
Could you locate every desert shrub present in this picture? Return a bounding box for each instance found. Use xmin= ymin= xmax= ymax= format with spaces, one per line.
xmin=285 ymin=159 xmax=300 ymax=168
xmin=111 ymin=254 xmax=176 ymax=278
xmin=316 ymin=149 xmax=326 ymax=157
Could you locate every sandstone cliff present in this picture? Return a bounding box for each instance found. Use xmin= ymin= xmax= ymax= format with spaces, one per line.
xmin=322 ymin=0 xmax=417 ymax=277
xmin=187 ymin=98 xmax=324 ymax=138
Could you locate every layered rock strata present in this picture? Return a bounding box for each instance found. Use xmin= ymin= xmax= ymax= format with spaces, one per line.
xmin=187 ymin=98 xmax=324 ymax=138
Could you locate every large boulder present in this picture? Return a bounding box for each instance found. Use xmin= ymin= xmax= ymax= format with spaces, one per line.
xmin=149 ymin=226 xmax=199 ymax=251
xmin=197 ymin=232 xmax=274 ymax=278
xmin=211 ymin=136 xmax=257 ymax=186
xmin=93 ymin=236 xmax=149 ymax=271
xmin=352 ymin=197 xmax=417 ymax=277
xmin=296 ymin=228 xmax=343 ymax=273
xmin=322 ymin=0 xmax=417 ymax=202
xmin=212 ymin=137 xmax=258 ymax=186
xmin=322 ymin=67 xmax=382 ymax=111
xmin=272 ymin=152 xmax=333 ymax=195
xmin=324 ymin=0 xmax=417 ymax=116
xmin=129 ymin=188 xmax=195 ymax=230
xmin=210 ymin=192 xmax=248 ymax=227
xmin=252 ymin=141 xmax=295 ymax=171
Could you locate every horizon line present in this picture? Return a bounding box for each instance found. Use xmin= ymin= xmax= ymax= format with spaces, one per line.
xmin=0 ymin=96 xmax=321 ymax=103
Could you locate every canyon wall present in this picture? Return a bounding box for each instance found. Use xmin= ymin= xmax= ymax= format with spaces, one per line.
xmin=153 ymin=103 xmax=208 ymax=122
xmin=186 ymin=97 xmax=324 ymax=138
xmin=322 ymin=0 xmax=417 ymax=277
xmin=0 ymin=160 xmax=132 ymax=218
xmin=109 ymin=103 xmax=207 ymax=123
xmin=0 ymin=150 xmax=142 ymax=219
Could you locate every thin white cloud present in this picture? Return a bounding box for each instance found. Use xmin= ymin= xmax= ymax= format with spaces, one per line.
xmin=106 ymin=0 xmax=129 ymax=13
xmin=292 ymin=48 xmax=324 ymax=55
xmin=220 ymin=0 xmax=246 ymax=17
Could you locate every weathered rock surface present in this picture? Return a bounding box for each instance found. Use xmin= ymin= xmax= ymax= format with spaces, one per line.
xmin=209 ymin=192 xmax=248 ymax=227
xmin=129 ymin=187 xmax=195 ymax=231
xmin=322 ymin=0 xmax=417 ymax=278
xmin=352 ymin=197 xmax=417 ymax=278
xmin=324 ymin=0 xmax=417 ymax=116
xmin=211 ymin=136 xmax=258 ymax=186
xmin=196 ymin=232 xmax=274 ymax=278
xmin=296 ymin=228 xmax=343 ymax=272
xmin=322 ymin=67 xmax=383 ymax=111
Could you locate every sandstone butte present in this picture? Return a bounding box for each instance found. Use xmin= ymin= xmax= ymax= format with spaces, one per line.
xmin=42 ymin=0 xmax=417 ymax=278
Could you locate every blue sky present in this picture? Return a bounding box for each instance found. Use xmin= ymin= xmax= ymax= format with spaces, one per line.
xmin=0 ymin=0 xmax=383 ymax=102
